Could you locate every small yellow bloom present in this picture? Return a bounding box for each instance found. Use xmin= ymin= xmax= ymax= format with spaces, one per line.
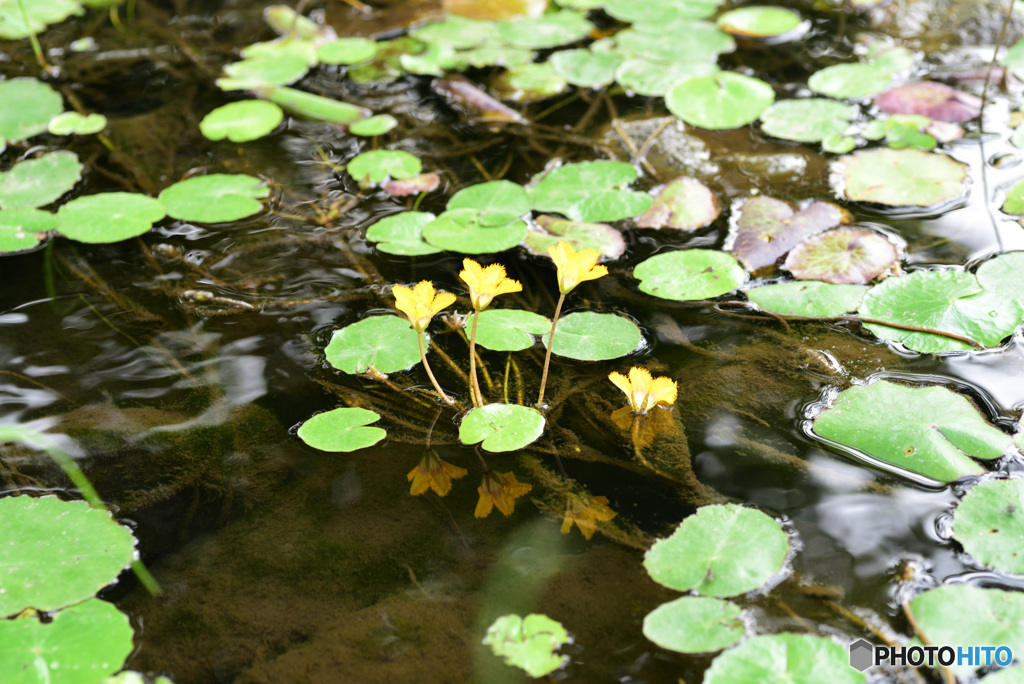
xmin=393 ymin=280 xmax=457 ymax=332
xmin=407 ymin=449 xmax=467 ymax=497
xmin=474 ymin=470 xmax=532 ymax=518
xmin=548 ymin=241 xmax=607 ymax=294
xmin=561 ymin=495 xmax=616 ymax=540
xmin=459 ymin=258 xmax=522 ymax=311
xmin=608 ymin=367 xmax=678 ymax=414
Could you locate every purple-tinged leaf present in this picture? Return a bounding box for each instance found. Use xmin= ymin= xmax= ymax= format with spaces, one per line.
xmin=784 ymin=227 xmax=898 ymax=284
xmin=524 ymin=214 xmax=625 ymax=259
xmin=637 ymin=177 xmax=720 ymax=231
xmin=730 ymin=196 xmax=851 ymax=272
xmin=384 ymin=173 xmax=441 ymax=197
xmin=874 ymin=82 xmax=982 ymax=123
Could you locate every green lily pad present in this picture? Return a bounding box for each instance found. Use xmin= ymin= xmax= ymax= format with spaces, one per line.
xmin=422 ymin=209 xmax=527 ymax=254
xmin=524 ymin=214 xmax=625 ymax=259
xmin=785 ymin=228 xmax=898 ymax=284
xmin=465 ymin=309 xmax=551 ymax=352
xmin=492 ymin=63 xmax=568 ymax=102
xmin=634 ymin=249 xmax=746 ymax=301
xmin=544 ymin=312 xmax=642 ymax=361
xmin=159 ymin=174 xmax=268 ymax=223
xmin=241 ymin=38 xmax=318 ymax=66
xmin=297 ymin=407 xmax=386 ymax=452
xmin=199 ymin=100 xmax=284 ymax=143
xmin=454 ymin=45 xmax=534 ymax=69
xmin=495 ymin=10 xmax=592 ymax=49
xmin=759 ymin=98 xmax=854 ymax=143
xmin=459 ymin=403 xmax=546 ymax=452
xmin=953 ymin=479 xmax=1024 ymax=574
xmin=347 ymin=37 xmax=422 ymax=84
xmin=0 ymin=496 xmax=136 ymax=615
xmin=0 ymin=208 xmax=56 ymax=253
xmin=644 ymin=504 xmax=789 ymax=597
xmin=858 ymin=269 xmax=1023 ymax=353
xmin=705 ymin=634 xmax=865 ymax=684
xmin=349 ymin=114 xmax=398 ymax=137
xmin=47 ymin=112 xmax=108 ymax=136
xmin=615 ymin=58 xmax=719 ymax=97
xmin=448 ymin=180 xmax=530 ymax=226
xmin=976 ymin=251 xmax=1024 ymax=307
xmin=637 ymin=177 xmax=720 ymax=230
xmin=746 ymin=281 xmax=868 ymax=318
xmin=0 ymin=0 xmax=83 ymax=39
xmin=836 ymin=148 xmax=967 ymax=206
xmin=1004 ymin=178 xmax=1024 ymax=214
xmin=0 ymin=598 xmax=134 ymax=682
xmin=413 ymin=15 xmax=496 ymax=49
xmin=615 ymin=23 xmax=734 ymax=63
xmin=808 ymin=63 xmax=891 ymax=99
xmin=57 ymin=193 xmax=166 ymax=244
xmin=528 ymin=160 xmax=652 ymax=222
xmin=730 ymin=197 xmax=850 ymax=272
xmin=550 ymin=49 xmax=621 ymax=89
xmin=325 ymin=315 xmax=422 ymax=375
xmin=605 ymin=0 xmax=720 ymax=23
xmin=717 ymin=6 xmax=805 ymax=40
xmin=365 ymin=211 xmax=441 ymax=256
xmin=216 ymin=56 xmax=309 ymax=91
xmin=317 ymin=37 xmax=378 ymax=65
xmin=667 ymin=72 xmax=774 ymax=130
xmin=347 ymin=150 xmax=422 ymax=185
xmin=482 ymin=614 xmax=568 ymax=678
xmin=811 ymin=380 xmax=1014 ymax=483
xmin=399 ymin=43 xmax=459 ymax=76
xmin=0 ymin=79 xmax=64 ymax=142
xmin=643 ymin=597 xmax=745 ymax=654
xmin=259 ymin=86 xmax=370 ymax=124
xmin=383 ymin=173 xmax=441 ymax=197
xmin=0 ymin=151 xmax=82 ymax=210
xmin=862 ymin=114 xmax=937 ymax=150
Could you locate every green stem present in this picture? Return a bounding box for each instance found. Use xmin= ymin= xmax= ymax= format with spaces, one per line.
xmin=15 ymin=0 xmax=49 ymax=72
xmin=469 ymin=311 xmax=484 ymax=407
xmin=419 ymin=331 xmax=455 ymax=406
xmin=536 ymin=292 xmax=565 ymax=408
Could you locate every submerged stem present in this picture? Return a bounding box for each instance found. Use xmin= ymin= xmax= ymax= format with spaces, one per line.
xmin=536 ymin=292 xmax=565 ymax=408
xmin=418 ymin=332 xmax=455 ymax=407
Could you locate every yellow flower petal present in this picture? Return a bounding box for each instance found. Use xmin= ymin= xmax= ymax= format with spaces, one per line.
xmin=608 ymin=371 xmax=632 ymax=400
xmin=643 ymin=376 xmax=678 ymax=412
xmin=547 ymin=241 xmax=607 ymax=294
xmin=475 ymin=471 xmax=532 ymax=518
xmin=459 ymin=258 xmax=522 ymax=310
xmin=408 ymin=450 xmax=467 ymax=497
xmin=393 ymin=280 xmax=455 ymax=331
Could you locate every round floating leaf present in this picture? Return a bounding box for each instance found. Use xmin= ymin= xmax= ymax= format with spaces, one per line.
xmin=524 ymin=214 xmax=625 ymax=259
xmin=643 ymin=597 xmax=744 ymax=654
xmin=349 ymin=114 xmax=398 ymax=137
xmin=717 ymin=6 xmax=805 ymax=40
xmin=459 ymin=403 xmax=546 ymax=452
xmin=0 ymin=151 xmax=82 ymax=210
xmin=241 ymin=38 xmax=318 ymax=66
xmin=705 ymin=634 xmax=865 ymax=684
xmin=954 ymin=479 xmax=1024 ymax=574
xmin=0 ymin=79 xmax=63 ymax=142
xmin=637 ymin=177 xmax=720 ymax=230
xmin=1003 ymin=178 xmax=1024 ymax=215
xmin=325 ymin=315 xmax=422 ymax=375
xmin=836 ymin=148 xmax=967 ymax=206
xmin=746 ymin=281 xmax=868 ymax=318
xmin=615 ymin=58 xmax=719 ymax=97
xmin=875 ymin=81 xmax=981 ymax=123
xmin=347 ymin=150 xmax=422 ymax=185
xmin=0 ymin=496 xmax=136 ymax=615
xmin=260 ymin=86 xmax=370 ymax=124
xmin=615 ymin=24 xmax=734 ymax=63
xmin=413 ymin=15 xmax=497 ymax=49
xmin=199 ymin=100 xmax=284 ymax=142
xmin=448 ymin=180 xmax=530 ymax=226
xmin=384 ymin=172 xmax=441 ymax=197
xmin=759 ymin=98 xmax=854 ymax=143
xmin=644 ymin=504 xmax=789 ymax=597
xmin=730 ymin=197 xmax=850 ymax=272
xmin=0 ymin=0 xmax=83 ymax=39
xmin=0 ymin=599 xmax=134 ymax=682
xmin=785 ymin=228 xmax=898 ymax=284
xmin=0 ymin=208 xmax=55 ymax=253
xmin=455 ymin=44 xmax=534 ymax=69
xmin=605 ymin=0 xmax=719 ymax=23
xmin=159 ymin=174 xmax=269 ymax=223
xmin=365 ymin=211 xmax=441 ymax=256
xmin=808 ymin=63 xmax=891 ymax=99
xmin=216 ymin=56 xmax=309 ymax=91
xmin=57 ymin=193 xmax=166 ymax=244
xmin=667 ymin=72 xmax=774 ymax=130
xmin=528 ymin=160 xmax=652 ymax=222
xmin=976 ymin=251 xmax=1024 ymax=307
xmin=47 ymin=111 xmax=107 ymax=136
xmin=544 ymin=312 xmax=642 ymax=361
xmin=811 ymin=380 xmax=1014 ymax=483
xmin=465 ymin=309 xmax=551 ymax=352
xmin=422 ymin=209 xmax=527 ymax=254
xmin=399 ymin=43 xmax=459 ymax=76
xmin=492 ymin=63 xmax=568 ymax=102
xmin=317 ymin=37 xmax=378 ymax=65
xmin=482 ymin=614 xmax=568 ymax=678
xmin=297 ymin=407 xmax=386 ymax=452
xmin=495 ymin=10 xmax=593 ymax=49
xmin=550 ymin=49 xmax=621 ymax=88
xmin=859 ymin=269 xmax=1023 ymax=353
xmin=634 ymin=249 xmax=746 ymax=301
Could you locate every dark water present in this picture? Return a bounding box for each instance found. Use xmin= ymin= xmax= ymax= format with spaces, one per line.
xmin=3 ymin=1 xmax=1024 ymax=682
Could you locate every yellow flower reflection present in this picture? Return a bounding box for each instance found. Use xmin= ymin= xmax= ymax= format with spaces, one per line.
xmin=548 ymin=241 xmax=607 ymax=294
xmin=561 ymin=495 xmax=616 ymax=540
xmin=393 ymin=280 xmax=457 ymax=332
xmin=459 ymin=258 xmax=522 ymax=311
xmin=608 ymin=367 xmax=678 ymax=414
xmin=407 ymin=449 xmax=467 ymax=497
xmin=475 ymin=471 xmax=532 ymax=518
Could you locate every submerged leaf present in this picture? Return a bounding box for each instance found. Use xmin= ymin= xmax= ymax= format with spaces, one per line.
xmin=667 ymin=72 xmax=774 ymax=130
xmin=297 ymin=407 xmax=386 ymax=452
xmin=835 ymin=148 xmax=967 ymax=206
xmin=784 ymin=227 xmax=898 ymax=284
xmin=730 ymin=197 xmax=850 ymax=272
xmin=524 ymin=214 xmax=625 ymax=259
xmin=459 ymin=404 xmax=546 ymax=452
xmin=634 ymin=249 xmax=746 ymax=301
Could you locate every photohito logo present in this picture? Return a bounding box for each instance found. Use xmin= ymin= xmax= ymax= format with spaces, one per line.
xmin=849 ymin=639 xmax=1014 ymax=672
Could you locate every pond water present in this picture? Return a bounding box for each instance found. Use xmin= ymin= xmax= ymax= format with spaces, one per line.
xmin=3 ymin=0 xmax=1024 ymax=682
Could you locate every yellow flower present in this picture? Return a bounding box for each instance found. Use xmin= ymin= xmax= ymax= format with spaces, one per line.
xmin=474 ymin=470 xmax=532 ymax=518
xmin=459 ymin=258 xmax=522 ymax=311
xmin=393 ymin=280 xmax=457 ymax=332
xmin=561 ymin=495 xmax=616 ymax=540
xmin=548 ymin=241 xmax=607 ymax=294
xmin=608 ymin=367 xmax=678 ymax=414
xmin=407 ymin=449 xmax=467 ymax=497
